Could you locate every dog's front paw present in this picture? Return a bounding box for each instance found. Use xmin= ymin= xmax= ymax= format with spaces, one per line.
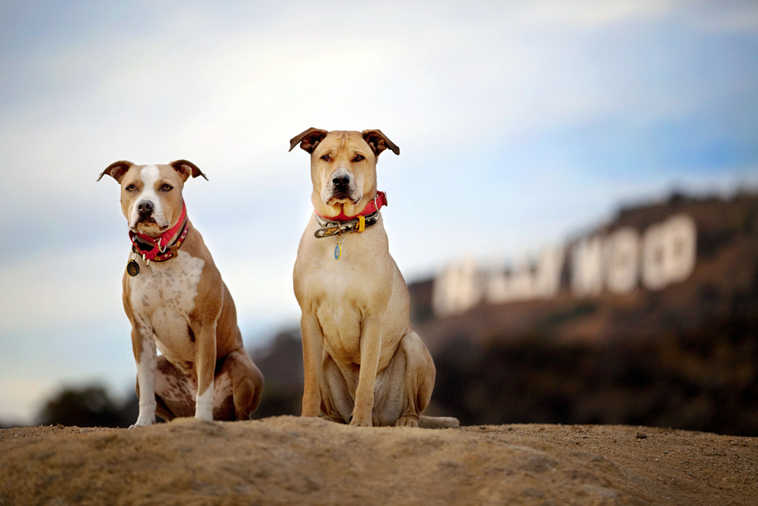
xmin=301 ymin=405 xmax=321 ymax=418
xmin=194 ymin=408 xmax=213 ymax=422
xmin=395 ymin=415 xmax=419 ymax=427
xmin=129 ymin=415 xmax=155 ymax=429
xmin=349 ymin=413 xmax=373 ymax=427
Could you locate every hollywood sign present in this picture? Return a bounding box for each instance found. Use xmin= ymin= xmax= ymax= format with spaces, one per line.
xmin=433 ymin=214 xmax=697 ymax=317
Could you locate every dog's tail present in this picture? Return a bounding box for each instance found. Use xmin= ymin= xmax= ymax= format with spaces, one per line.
xmin=419 ymin=415 xmax=460 ymax=429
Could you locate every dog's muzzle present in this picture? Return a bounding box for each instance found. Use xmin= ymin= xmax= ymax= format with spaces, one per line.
xmin=331 ymin=175 xmax=352 ymax=199
xmin=136 ymin=200 xmax=155 ymax=222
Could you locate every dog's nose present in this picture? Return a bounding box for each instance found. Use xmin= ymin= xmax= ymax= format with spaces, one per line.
xmin=137 ymin=200 xmax=154 ymax=216
xmin=332 ymin=176 xmax=350 ymax=188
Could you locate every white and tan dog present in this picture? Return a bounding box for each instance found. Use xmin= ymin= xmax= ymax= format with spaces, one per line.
xmin=291 ymin=128 xmax=458 ymax=428
xmin=99 ymin=160 xmax=263 ymax=426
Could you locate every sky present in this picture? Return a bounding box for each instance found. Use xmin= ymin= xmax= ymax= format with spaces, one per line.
xmin=1 ymin=0 xmax=757 ymax=423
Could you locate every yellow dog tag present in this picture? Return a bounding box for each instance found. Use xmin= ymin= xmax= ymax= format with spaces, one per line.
xmin=357 ymin=215 xmax=366 ymax=233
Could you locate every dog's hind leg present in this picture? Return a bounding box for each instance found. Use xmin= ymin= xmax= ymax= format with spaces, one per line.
xmin=372 ymin=345 xmax=406 ymax=426
xmin=217 ymin=349 xmax=263 ymax=420
xmin=138 ymin=356 xmax=195 ymax=422
xmin=395 ymin=330 xmax=435 ymax=427
xmin=369 ymin=330 xmax=434 ymax=427
xmin=366 ymin=330 xmax=459 ymax=428
xmin=319 ymin=353 xmax=355 ymax=423
xmin=395 ymin=331 xmax=459 ymax=428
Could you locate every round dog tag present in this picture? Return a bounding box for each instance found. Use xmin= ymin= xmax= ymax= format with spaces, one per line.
xmin=126 ymin=260 xmax=140 ymax=277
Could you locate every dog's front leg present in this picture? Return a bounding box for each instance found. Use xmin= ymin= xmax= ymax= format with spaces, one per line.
xmin=194 ymin=321 xmax=217 ymax=421
xmin=351 ymin=317 xmax=382 ymax=426
xmin=131 ymin=327 xmax=157 ymax=427
xmin=301 ymin=313 xmax=323 ymax=417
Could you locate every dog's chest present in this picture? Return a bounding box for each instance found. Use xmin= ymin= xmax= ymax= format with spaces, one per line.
xmin=128 ymin=251 xmax=205 ymax=353
xmin=302 ymin=259 xmax=373 ymax=363
xmin=129 ymin=250 xmax=205 ymax=313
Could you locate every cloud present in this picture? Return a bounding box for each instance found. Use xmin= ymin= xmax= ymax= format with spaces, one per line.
xmin=518 ymin=0 xmax=675 ymax=28
xmin=679 ymin=0 xmax=758 ymax=32
xmin=2 ymin=0 xmax=756 ymax=269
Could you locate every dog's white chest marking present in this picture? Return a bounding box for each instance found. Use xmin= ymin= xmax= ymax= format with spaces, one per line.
xmin=129 ymin=250 xmax=205 ymax=358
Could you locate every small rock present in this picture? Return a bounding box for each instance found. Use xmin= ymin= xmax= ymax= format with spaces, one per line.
xmin=636 ymin=432 xmax=647 ymax=439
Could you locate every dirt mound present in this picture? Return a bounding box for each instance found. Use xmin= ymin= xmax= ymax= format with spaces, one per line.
xmin=1 ymin=417 xmax=756 ymax=505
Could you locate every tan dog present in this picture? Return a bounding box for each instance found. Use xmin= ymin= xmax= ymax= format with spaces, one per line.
xmin=99 ymin=160 xmax=263 ymax=426
xmin=290 ymin=128 xmax=459 ymax=428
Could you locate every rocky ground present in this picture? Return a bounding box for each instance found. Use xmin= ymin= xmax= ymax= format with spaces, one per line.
xmin=1 ymin=416 xmax=756 ymax=505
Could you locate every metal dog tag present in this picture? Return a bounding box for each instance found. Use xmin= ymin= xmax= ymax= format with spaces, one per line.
xmin=126 ymin=259 xmax=140 ymax=277
xmin=334 ymin=237 xmax=344 ymax=260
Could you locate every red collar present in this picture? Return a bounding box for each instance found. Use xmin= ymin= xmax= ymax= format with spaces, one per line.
xmin=315 ymin=191 xmax=388 ymax=222
xmin=129 ymin=202 xmax=189 ymax=262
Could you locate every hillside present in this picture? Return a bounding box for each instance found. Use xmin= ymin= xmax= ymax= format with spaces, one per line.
xmin=410 ymin=192 xmax=758 ymax=349
xmin=1 ymin=417 xmax=757 ymax=505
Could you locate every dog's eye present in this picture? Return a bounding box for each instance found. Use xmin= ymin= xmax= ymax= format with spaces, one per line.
xmin=320 ymin=154 xmax=332 ymax=162
xmin=125 ymin=184 xmax=137 ymax=192
xmin=351 ymin=154 xmax=365 ymax=163
xmin=160 ymin=184 xmax=173 ymax=192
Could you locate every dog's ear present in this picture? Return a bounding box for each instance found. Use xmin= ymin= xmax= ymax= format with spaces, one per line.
xmin=361 ymin=129 xmax=400 ymax=157
xmin=97 ymin=160 xmax=133 ymax=182
xmin=289 ymin=127 xmax=329 ymax=154
xmin=169 ymin=159 xmax=208 ymax=182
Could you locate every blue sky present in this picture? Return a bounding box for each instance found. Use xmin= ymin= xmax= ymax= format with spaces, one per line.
xmin=1 ymin=0 xmax=757 ymax=422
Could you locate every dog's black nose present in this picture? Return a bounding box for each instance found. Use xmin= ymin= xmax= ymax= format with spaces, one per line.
xmin=137 ymin=200 xmax=154 ymax=216
xmin=332 ymin=176 xmax=350 ymax=188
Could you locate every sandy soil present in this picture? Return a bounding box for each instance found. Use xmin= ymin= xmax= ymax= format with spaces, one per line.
xmin=1 ymin=416 xmax=756 ymax=505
